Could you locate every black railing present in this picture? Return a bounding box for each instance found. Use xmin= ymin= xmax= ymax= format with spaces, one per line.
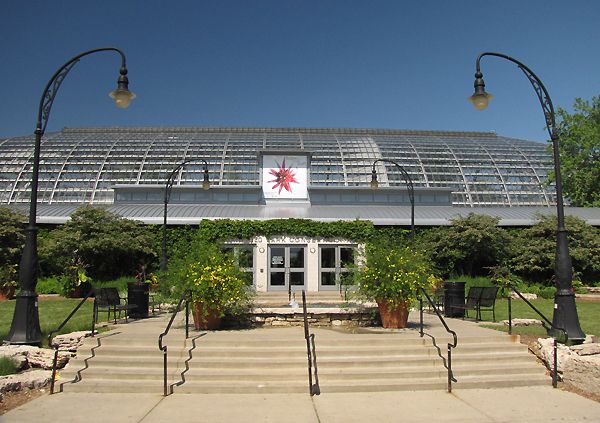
xmin=419 ymin=288 xmax=458 ymax=392
xmin=302 ymin=291 xmax=320 ymax=396
xmin=48 ymin=288 xmax=96 ymax=394
xmin=158 ymin=289 xmax=191 ymax=396
xmin=507 ymin=284 xmax=566 ymax=388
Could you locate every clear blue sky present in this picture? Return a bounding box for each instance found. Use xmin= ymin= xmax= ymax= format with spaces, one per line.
xmin=1 ymin=0 xmax=599 ymax=142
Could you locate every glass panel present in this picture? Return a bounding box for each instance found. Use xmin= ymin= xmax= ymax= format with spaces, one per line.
xmin=290 ymin=272 xmax=304 ymax=286
xmin=270 ymin=248 xmax=285 ymax=269
xmin=340 ymin=247 xmax=354 ymax=266
xmin=321 ymin=247 xmax=335 ymax=268
xmin=289 ymin=247 xmax=304 ymax=268
xmin=321 ymin=272 xmax=336 ymax=286
xmin=270 ymin=272 xmax=285 ymax=286
xmin=238 ymin=246 xmax=253 ymax=268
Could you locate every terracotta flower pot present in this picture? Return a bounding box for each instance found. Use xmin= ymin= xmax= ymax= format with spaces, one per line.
xmin=377 ymin=300 xmax=409 ymax=328
xmin=192 ymin=302 xmax=222 ymax=330
xmin=0 ymin=285 xmax=16 ymax=301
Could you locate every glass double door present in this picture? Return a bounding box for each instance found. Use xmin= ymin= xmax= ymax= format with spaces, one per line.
xmin=268 ymin=246 xmax=306 ymax=291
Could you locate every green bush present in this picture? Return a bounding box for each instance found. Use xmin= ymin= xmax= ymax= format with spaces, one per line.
xmin=539 ymin=286 xmax=556 ymax=299
xmin=0 ymin=356 xmax=18 ymax=376
xmin=355 ymin=243 xmax=439 ymax=308
xmin=168 ymin=240 xmax=254 ymax=318
xmin=36 ymin=277 xmax=63 ymax=294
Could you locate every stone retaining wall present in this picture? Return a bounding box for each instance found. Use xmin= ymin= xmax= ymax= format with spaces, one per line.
xmin=250 ymin=307 xmax=380 ymax=327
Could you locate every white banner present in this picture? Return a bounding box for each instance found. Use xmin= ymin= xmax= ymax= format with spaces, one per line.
xmin=262 ymin=155 xmax=308 ymax=199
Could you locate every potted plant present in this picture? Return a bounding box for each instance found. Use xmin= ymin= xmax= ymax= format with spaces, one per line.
xmin=61 ymin=257 xmax=92 ymax=298
xmin=173 ymin=242 xmax=254 ymax=330
xmin=355 ymin=243 xmax=439 ymax=328
xmin=0 ymin=265 xmax=18 ymax=300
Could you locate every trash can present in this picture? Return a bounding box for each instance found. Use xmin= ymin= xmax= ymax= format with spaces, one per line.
xmin=127 ymin=282 xmax=149 ymax=319
xmin=443 ymin=281 xmax=466 ymax=318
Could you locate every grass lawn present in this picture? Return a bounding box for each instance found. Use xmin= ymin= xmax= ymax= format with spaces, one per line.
xmin=0 ymin=297 xmax=104 ymax=346
xmin=477 ymin=298 xmax=599 ymax=338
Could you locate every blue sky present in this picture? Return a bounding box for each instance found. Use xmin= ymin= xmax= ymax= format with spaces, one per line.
xmin=1 ymin=0 xmax=599 ymax=142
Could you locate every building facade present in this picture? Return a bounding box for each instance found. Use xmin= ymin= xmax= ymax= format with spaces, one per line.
xmin=2 ymin=127 xmax=599 ymax=292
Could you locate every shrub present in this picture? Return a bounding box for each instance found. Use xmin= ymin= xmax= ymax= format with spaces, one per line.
xmin=511 ymin=215 xmax=600 ymax=285
xmin=36 ymin=277 xmax=63 ymax=294
xmin=355 ymin=243 xmax=440 ymax=309
xmin=169 ymin=240 xmax=254 ymax=318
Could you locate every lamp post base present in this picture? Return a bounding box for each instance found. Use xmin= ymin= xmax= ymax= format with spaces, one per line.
xmin=5 ymin=291 xmax=42 ymax=345
xmin=551 ymin=290 xmax=586 ymax=344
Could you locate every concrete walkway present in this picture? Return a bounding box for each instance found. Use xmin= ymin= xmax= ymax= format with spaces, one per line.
xmin=3 ymin=387 xmax=599 ymax=422
xmin=3 ymin=312 xmax=600 ymax=422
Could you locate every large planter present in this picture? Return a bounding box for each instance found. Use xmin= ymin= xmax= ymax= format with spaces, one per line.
xmin=377 ymin=299 xmax=409 ymax=328
xmin=192 ymin=302 xmax=222 ymax=330
xmin=67 ymin=282 xmax=92 ymax=298
xmin=0 ymin=285 xmax=16 ymax=300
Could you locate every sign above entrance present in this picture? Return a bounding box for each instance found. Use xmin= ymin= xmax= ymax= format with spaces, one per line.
xmin=261 ymin=153 xmax=309 ymax=200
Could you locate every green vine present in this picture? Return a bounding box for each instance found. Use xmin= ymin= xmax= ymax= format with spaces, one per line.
xmin=196 ymin=219 xmax=379 ymax=243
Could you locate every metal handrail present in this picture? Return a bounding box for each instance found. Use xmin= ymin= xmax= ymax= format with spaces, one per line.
xmin=158 ymin=289 xmax=191 ymax=396
xmin=48 ymin=288 xmax=96 ymax=394
xmin=507 ymin=284 xmax=567 ymax=388
xmin=302 ymin=291 xmax=320 ymax=396
xmin=419 ymin=288 xmax=458 ymax=392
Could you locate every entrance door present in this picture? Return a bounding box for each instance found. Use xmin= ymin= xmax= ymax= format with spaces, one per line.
xmin=268 ymin=246 xmax=306 ymax=291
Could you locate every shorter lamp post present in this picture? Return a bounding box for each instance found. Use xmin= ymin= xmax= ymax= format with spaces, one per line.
xmin=370 ymin=158 xmax=415 ymax=238
xmin=161 ymin=160 xmax=210 ymax=271
xmin=6 ymin=47 xmax=135 ymax=345
xmin=468 ymin=51 xmax=585 ymax=342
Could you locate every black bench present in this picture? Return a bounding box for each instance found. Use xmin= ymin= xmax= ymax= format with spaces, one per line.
xmin=455 ymin=286 xmax=499 ymax=322
xmin=94 ymin=287 xmax=137 ymax=323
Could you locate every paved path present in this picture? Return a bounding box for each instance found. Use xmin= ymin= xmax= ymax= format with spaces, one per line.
xmin=3 ymin=387 xmax=599 ymax=422
xmin=2 ymin=312 xmax=600 ymax=422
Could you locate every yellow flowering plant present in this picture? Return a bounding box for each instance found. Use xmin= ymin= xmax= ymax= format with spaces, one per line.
xmin=172 ymin=241 xmax=254 ymax=319
xmin=356 ymin=243 xmax=440 ymax=310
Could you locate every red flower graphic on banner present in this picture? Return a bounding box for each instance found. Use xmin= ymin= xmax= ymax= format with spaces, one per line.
xmin=268 ymin=158 xmax=299 ymax=194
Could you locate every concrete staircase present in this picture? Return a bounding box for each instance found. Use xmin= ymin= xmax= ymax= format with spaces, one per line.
xmin=176 ymin=326 xmax=549 ymax=394
xmin=58 ymin=316 xmax=191 ymax=394
xmin=56 ymin=312 xmax=550 ymax=395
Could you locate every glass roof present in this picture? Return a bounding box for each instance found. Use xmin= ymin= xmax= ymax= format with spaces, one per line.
xmin=0 ymin=127 xmax=555 ymax=207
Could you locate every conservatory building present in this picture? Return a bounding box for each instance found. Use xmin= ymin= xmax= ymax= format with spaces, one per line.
xmin=1 ymin=126 xmax=599 ymax=292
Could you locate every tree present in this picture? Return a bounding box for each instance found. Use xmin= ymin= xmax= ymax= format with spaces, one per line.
xmin=39 ymin=206 xmax=157 ymax=280
xmin=420 ymin=213 xmax=512 ymax=277
xmin=552 ymin=95 xmax=600 ymax=207
xmin=0 ymin=207 xmax=26 ymax=267
xmin=511 ymin=215 xmax=600 ymax=285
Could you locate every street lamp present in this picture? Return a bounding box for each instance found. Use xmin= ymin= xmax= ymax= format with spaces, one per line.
xmin=6 ymin=48 xmax=135 ymax=345
xmin=161 ymin=160 xmax=210 ymax=271
xmin=370 ymin=158 xmax=415 ymax=238
xmin=469 ymin=52 xmax=585 ymax=342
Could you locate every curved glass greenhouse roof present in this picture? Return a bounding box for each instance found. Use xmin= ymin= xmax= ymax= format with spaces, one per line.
xmin=0 ymin=127 xmax=555 ymax=207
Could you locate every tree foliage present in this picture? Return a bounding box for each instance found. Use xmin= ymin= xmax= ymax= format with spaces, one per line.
xmin=419 ymin=213 xmax=512 ymax=277
xmin=552 ymin=95 xmax=600 ymax=206
xmin=39 ymin=206 xmax=157 ymax=280
xmin=0 ymin=208 xmax=26 ymax=267
xmin=510 ymin=215 xmax=600 ymax=285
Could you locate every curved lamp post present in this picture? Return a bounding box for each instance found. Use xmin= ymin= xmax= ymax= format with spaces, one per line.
xmin=6 ymin=48 xmax=135 ymax=345
xmin=370 ymin=158 xmax=415 ymax=238
xmin=469 ymin=52 xmax=585 ymax=342
xmin=161 ymin=160 xmax=210 ymax=271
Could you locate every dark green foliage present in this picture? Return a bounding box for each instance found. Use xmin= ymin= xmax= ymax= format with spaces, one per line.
xmin=38 ymin=206 xmax=158 ymax=280
xmin=552 ymin=95 xmax=600 ymax=207
xmin=196 ymin=219 xmax=377 ymax=244
xmin=420 ymin=214 xmax=512 ymax=277
xmin=0 ymin=207 xmax=26 ymax=267
xmin=511 ymin=215 xmax=600 ymax=285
